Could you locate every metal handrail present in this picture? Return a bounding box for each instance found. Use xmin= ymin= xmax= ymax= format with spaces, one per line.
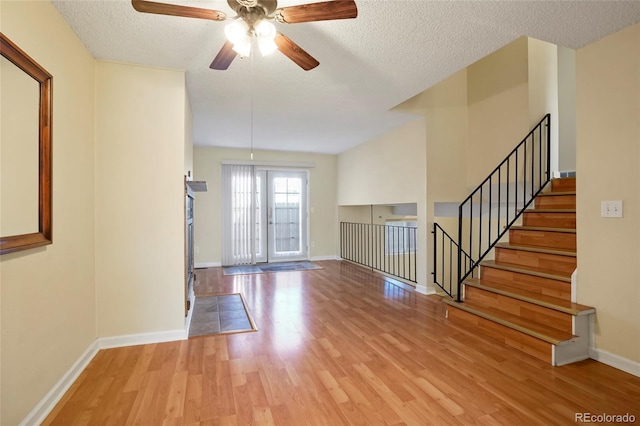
xmin=455 ymin=113 xmax=551 ymax=301
xmin=432 ymin=222 xmax=473 ymax=298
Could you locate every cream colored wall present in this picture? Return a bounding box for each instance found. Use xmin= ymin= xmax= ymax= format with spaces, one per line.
xmin=337 ymin=118 xmax=428 ymax=291
xmin=337 ymin=119 xmax=427 ymax=206
xmin=0 ymin=1 xmax=96 ymax=424
xmin=467 ymin=37 xmax=529 ymax=186
xmin=193 ymin=147 xmax=337 ymax=264
xmin=184 ymin=90 xmax=194 ymax=176
xmin=528 ymin=38 xmax=559 ymax=174
xmin=576 ymin=23 xmax=640 ymax=364
xmin=557 ymin=46 xmax=576 ymax=174
xmin=95 ymin=61 xmax=186 ymax=337
xmin=392 ymin=70 xmax=468 ymax=292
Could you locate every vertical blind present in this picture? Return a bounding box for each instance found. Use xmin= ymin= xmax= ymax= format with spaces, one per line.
xmin=221 ymin=164 xmax=256 ymax=266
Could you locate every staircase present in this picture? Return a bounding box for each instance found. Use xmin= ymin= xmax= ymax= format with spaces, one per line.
xmin=443 ymin=177 xmax=595 ymax=365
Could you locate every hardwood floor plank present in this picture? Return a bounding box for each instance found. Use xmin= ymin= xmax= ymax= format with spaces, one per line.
xmin=42 ymin=261 xmax=640 ymax=425
xmin=164 ymin=369 xmax=188 ymax=419
xmin=183 ymin=374 xmax=202 ymax=423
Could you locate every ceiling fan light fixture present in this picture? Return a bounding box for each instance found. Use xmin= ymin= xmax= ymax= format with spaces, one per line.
xmin=255 ymin=20 xmax=276 ymax=40
xmin=224 ymin=20 xmax=250 ymax=45
xmin=254 ymin=20 xmax=277 ymax=56
xmin=258 ymin=37 xmax=278 ymax=56
xmin=232 ymin=37 xmax=252 ymax=57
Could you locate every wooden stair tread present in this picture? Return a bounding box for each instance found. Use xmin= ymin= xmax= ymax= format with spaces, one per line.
xmin=523 ymin=209 xmax=576 ymax=213
xmin=481 ymin=260 xmax=571 ymax=282
xmin=537 ymin=191 xmax=576 ymax=197
xmin=464 ymin=278 xmax=594 ymax=316
xmin=511 ymin=225 xmax=576 ymax=234
xmin=495 ymin=243 xmax=576 ymax=257
xmin=442 ymin=298 xmax=576 ymax=345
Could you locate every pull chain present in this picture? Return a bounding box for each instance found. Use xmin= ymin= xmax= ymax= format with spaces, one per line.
xmin=250 ymin=50 xmax=254 ymax=161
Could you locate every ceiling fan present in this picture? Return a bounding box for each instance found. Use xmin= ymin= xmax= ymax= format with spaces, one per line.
xmin=131 ymin=0 xmax=358 ymax=71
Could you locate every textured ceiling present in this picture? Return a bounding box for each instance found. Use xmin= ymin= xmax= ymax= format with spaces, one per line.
xmin=52 ymin=0 xmax=640 ymax=154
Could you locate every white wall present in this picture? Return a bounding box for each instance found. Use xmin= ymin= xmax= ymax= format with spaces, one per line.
xmin=0 ymin=1 xmax=96 ymax=424
xmin=95 ymin=61 xmax=186 ymax=337
xmin=576 ymin=23 xmax=640 ymax=366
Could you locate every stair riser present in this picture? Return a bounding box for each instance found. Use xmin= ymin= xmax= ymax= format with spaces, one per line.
xmin=523 ymin=212 xmax=576 ymax=229
xmin=480 ymin=266 xmax=571 ymax=301
xmin=551 ymin=178 xmax=576 ymax=192
xmin=495 ymin=248 xmax=576 ymax=275
xmin=535 ymin=195 xmax=576 ymax=209
xmin=509 ymin=229 xmax=576 ymax=251
xmin=447 ymin=306 xmax=552 ymax=363
xmin=465 ymin=286 xmax=573 ymax=334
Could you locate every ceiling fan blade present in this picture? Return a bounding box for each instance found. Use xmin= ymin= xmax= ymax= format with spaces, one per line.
xmin=275 ymin=0 xmax=357 ymax=24
xmin=210 ymin=41 xmax=237 ymax=70
xmin=275 ymin=33 xmax=319 ymax=71
xmin=131 ymin=0 xmax=226 ymax=21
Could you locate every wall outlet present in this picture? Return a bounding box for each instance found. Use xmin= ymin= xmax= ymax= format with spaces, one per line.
xmin=601 ymin=200 xmax=623 ymax=218
xmin=195 ymin=245 xmax=200 ymax=253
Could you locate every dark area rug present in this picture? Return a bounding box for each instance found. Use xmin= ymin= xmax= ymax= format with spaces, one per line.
xmin=223 ymin=261 xmax=322 ymax=276
xmin=188 ymin=293 xmax=257 ymax=338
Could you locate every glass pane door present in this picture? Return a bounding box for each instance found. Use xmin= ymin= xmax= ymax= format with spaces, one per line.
xmin=267 ymin=170 xmax=308 ymax=262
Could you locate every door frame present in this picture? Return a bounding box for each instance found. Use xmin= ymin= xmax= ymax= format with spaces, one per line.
xmin=256 ymin=167 xmax=310 ymax=263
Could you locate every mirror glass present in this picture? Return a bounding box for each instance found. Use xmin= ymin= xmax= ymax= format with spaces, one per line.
xmin=0 ymin=33 xmax=52 ymax=255
xmin=1 ymin=55 xmax=40 ymax=236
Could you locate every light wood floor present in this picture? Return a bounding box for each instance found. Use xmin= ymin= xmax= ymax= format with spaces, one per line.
xmin=44 ymin=261 xmax=640 ymax=425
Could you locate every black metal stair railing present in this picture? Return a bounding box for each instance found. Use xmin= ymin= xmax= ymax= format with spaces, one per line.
xmin=433 ymin=114 xmax=551 ymax=301
xmin=340 ymin=221 xmax=417 ymax=283
xmin=432 ymin=223 xmax=474 ymax=298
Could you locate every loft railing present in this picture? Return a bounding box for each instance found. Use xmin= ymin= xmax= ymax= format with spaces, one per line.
xmin=433 ymin=114 xmax=551 ymax=301
xmin=340 ymin=221 xmax=417 ymax=283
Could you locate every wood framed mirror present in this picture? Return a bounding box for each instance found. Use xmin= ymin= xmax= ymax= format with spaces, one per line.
xmin=0 ymin=33 xmax=53 ymax=255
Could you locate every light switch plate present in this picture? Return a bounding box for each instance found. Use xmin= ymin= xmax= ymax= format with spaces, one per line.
xmin=601 ymin=200 xmax=623 ymax=218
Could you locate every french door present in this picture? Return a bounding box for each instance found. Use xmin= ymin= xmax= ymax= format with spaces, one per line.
xmin=255 ymin=170 xmax=308 ymax=263
xmin=221 ymin=164 xmax=308 ymax=266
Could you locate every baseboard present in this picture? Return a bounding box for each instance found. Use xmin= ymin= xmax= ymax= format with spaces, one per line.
xmin=415 ymin=285 xmax=430 ymax=295
xmin=590 ymin=347 xmax=640 ymax=377
xmin=309 ymin=255 xmax=338 ymax=261
xmin=19 ymin=340 xmax=100 ymax=426
xmin=195 ymin=261 xmax=221 ymax=269
xmin=19 ymin=327 xmax=189 ymax=425
xmin=98 ymin=329 xmax=187 ymax=350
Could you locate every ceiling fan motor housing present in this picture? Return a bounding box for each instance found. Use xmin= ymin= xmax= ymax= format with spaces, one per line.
xmin=229 ymin=0 xmax=278 ymax=22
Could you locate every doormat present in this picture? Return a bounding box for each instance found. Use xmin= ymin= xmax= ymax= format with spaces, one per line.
xmin=223 ymin=261 xmax=322 ymax=276
xmin=188 ymin=293 xmax=257 ymax=338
